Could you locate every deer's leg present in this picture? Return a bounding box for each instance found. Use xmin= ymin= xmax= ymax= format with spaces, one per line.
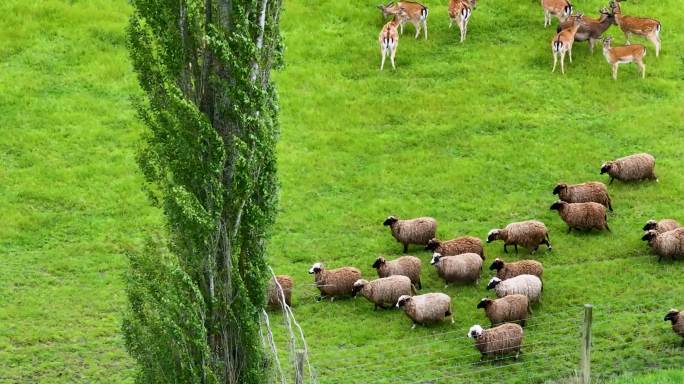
xmin=552 ymin=52 xmax=558 ymax=72
xmin=560 ymin=50 xmax=566 ymax=74
xmin=648 ymin=34 xmax=660 ymax=57
xmin=638 ymin=60 xmax=646 ymax=79
xmin=568 ymin=45 xmax=573 ymax=63
xmin=423 ymin=19 xmax=428 ymax=40
xmin=413 ymin=20 xmax=420 ymax=39
xmin=380 ymin=47 xmax=387 ymax=70
xmin=612 ymin=63 xmax=618 ymax=80
xmin=624 ymin=32 xmax=631 ymax=45
xmin=390 ymin=46 xmax=396 ymax=70
xmin=589 ymin=38 xmax=595 ymax=54
xmin=543 ymin=11 xmax=549 ymax=27
xmin=449 ymin=18 xmax=453 ymax=28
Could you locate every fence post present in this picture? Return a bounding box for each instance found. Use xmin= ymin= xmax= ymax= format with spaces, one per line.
xmin=581 ymin=304 xmax=593 ymax=384
xmin=295 ymin=349 xmax=305 ymax=384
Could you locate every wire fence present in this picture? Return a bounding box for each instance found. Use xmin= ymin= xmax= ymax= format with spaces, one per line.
xmin=264 ymin=298 xmax=684 ymax=384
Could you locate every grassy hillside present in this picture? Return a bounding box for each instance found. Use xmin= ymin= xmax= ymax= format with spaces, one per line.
xmin=0 ymin=0 xmax=682 ymax=383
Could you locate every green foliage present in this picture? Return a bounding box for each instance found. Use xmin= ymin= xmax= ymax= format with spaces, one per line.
xmin=124 ymin=0 xmax=282 ymax=383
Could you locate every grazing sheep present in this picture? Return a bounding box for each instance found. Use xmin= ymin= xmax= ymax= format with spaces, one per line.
xmin=550 ymin=200 xmax=610 ymax=233
xmin=468 ymin=323 xmax=524 ymax=359
xmin=431 ymin=252 xmax=483 ymax=286
xmin=664 ymin=309 xmax=684 ymax=345
xmin=487 ymin=275 xmax=543 ymax=304
xmin=352 ymin=276 xmax=415 ymax=310
xmin=477 ymin=295 xmax=530 ymax=326
xmin=425 ymin=236 xmax=484 ymax=258
xmin=372 ymin=256 xmax=422 ymax=289
xmin=308 ymin=262 xmax=362 ymax=301
xmin=553 ymin=182 xmax=613 ymax=211
xmin=489 ymin=258 xmax=543 ymax=280
xmin=486 ymin=220 xmax=551 ymax=254
xmin=641 ymin=228 xmax=684 ymax=262
xmin=383 ymin=216 xmax=437 ymax=253
xmin=267 ymin=275 xmax=293 ymax=308
xmin=396 ymin=293 xmax=453 ymax=329
xmin=643 ymin=219 xmax=681 ymax=234
xmin=600 ymin=153 xmax=657 ymax=184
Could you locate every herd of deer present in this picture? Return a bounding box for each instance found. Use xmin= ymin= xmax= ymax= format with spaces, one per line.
xmin=377 ymin=0 xmax=662 ymax=80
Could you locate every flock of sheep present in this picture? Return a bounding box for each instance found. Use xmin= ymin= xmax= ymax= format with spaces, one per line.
xmin=268 ymin=151 xmax=684 ymax=361
xmin=376 ymin=0 xmax=662 ymax=79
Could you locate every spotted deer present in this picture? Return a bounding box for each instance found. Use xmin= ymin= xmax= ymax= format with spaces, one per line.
xmin=541 ymin=0 xmax=573 ymax=28
xmin=610 ymin=0 xmax=661 ymax=57
xmin=379 ymin=12 xmax=406 ymax=70
xmin=448 ymin=0 xmax=473 ymax=43
xmin=551 ymin=13 xmax=583 ymax=74
xmin=557 ymin=7 xmax=615 ymax=53
xmin=602 ymin=36 xmax=646 ymax=80
xmin=378 ymin=1 xmax=429 ymax=40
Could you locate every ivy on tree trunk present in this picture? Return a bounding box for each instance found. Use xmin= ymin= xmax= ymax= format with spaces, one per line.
xmin=123 ymin=1 xmax=282 ymax=383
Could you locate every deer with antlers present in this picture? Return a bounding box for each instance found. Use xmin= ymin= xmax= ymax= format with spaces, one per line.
xmin=602 ymin=36 xmax=646 ymax=80
xmin=557 ymin=7 xmax=615 ymax=53
xmin=378 ymin=1 xmax=429 ymax=40
xmin=541 ymin=0 xmax=573 ymax=28
xmin=448 ymin=0 xmax=473 ymax=43
xmin=610 ymin=0 xmax=661 ymax=57
xmin=551 ymin=13 xmax=583 ymax=74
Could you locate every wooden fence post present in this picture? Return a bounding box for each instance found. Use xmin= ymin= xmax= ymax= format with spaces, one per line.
xmin=581 ymin=304 xmax=593 ymax=384
xmin=295 ymin=349 xmax=305 ymax=384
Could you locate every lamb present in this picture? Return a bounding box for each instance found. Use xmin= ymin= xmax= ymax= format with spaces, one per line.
xmin=372 ymin=256 xmax=422 ymax=289
xmin=430 ymin=252 xmax=483 ymax=286
xmin=664 ymin=309 xmax=684 ymax=345
xmin=643 ymin=219 xmax=680 ymax=234
xmin=486 ymin=220 xmax=551 ymax=254
xmin=489 ymin=258 xmax=543 ymax=280
xmin=487 ymin=275 xmax=543 ymax=304
xmin=468 ymin=323 xmax=524 ymax=359
xmin=550 ymin=200 xmax=610 ymax=233
xmin=396 ymin=293 xmax=453 ymax=329
xmin=477 ymin=295 xmax=530 ymax=326
xmin=600 ymin=153 xmax=657 ymax=184
xmin=425 ymin=236 xmax=484 ymax=258
xmin=352 ymin=275 xmax=415 ymax=310
xmin=383 ymin=215 xmax=437 ymax=253
xmin=553 ymin=182 xmax=613 ymax=211
xmin=641 ymin=228 xmax=684 ymax=262
xmin=308 ymin=262 xmax=362 ymax=301
xmin=267 ymin=275 xmax=293 ymax=308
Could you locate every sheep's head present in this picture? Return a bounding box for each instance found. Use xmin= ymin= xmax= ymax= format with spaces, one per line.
xmin=550 ymin=200 xmax=566 ymax=211
xmin=425 ymin=238 xmax=440 ymax=251
xmin=600 ymin=161 xmax=614 ymax=175
xmin=489 ymin=258 xmax=504 ymax=271
xmin=477 ymin=298 xmax=492 ymax=309
xmin=351 ymin=279 xmax=368 ymax=297
xmin=308 ymin=262 xmax=323 ymax=274
xmin=641 ymin=230 xmax=658 ymax=242
xmin=372 ymin=257 xmax=386 ymax=269
xmin=383 ymin=216 xmax=398 ymax=226
xmin=643 ymin=219 xmax=658 ymax=231
xmin=552 ymin=183 xmax=567 ymax=195
xmin=430 ymin=252 xmax=443 ymax=265
xmin=664 ymin=309 xmax=680 ymax=323
xmin=486 ymin=277 xmax=502 ymax=290
xmin=396 ymin=295 xmax=412 ymax=308
xmin=468 ymin=325 xmax=484 ymax=339
xmin=486 ymin=229 xmax=501 ymax=243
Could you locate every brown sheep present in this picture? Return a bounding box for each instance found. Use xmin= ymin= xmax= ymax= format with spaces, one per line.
xmin=553 ymin=182 xmax=613 ymax=211
xmin=600 ymin=153 xmax=657 ymax=184
xmin=372 ymin=256 xmax=422 ymax=289
xmin=267 ymin=275 xmax=293 ymax=308
xmin=642 ymin=229 xmax=684 ymax=262
xmin=643 ymin=219 xmax=680 ymax=234
xmin=550 ymin=200 xmax=609 ymax=233
xmin=308 ymin=262 xmax=362 ymax=301
xmin=425 ymin=236 xmax=484 ymax=258
xmin=352 ymin=276 xmax=415 ymax=310
xmin=383 ymin=216 xmax=437 ymax=253
xmin=486 ymin=220 xmax=551 ymax=254
xmin=664 ymin=309 xmax=684 ymax=345
xmin=477 ymin=295 xmax=530 ymax=326
xmin=431 ymin=252 xmax=483 ymax=286
xmin=489 ymin=258 xmax=543 ymax=280
xmin=397 ymin=293 xmax=453 ymax=329
xmin=468 ymin=323 xmax=524 ymax=360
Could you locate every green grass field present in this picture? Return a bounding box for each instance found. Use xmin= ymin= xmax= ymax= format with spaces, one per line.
xmin=1 ymin=0 xmax=683 ymax=383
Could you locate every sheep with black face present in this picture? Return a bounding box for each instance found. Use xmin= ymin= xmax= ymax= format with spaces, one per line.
xmin=425 ymin=236 xmax=484 ymax=258
xmin=664 ymin=309 xmax=684 ymax=345
xmin=477 ymin=295 xmax=530 ymax=326
xmin=489 ymin=258 xmax=543 ymax=280
xmin=486 ymin=220 xmax=550 ymax=254
xmin=553 ymin=181 xmax=613 ymax=211
xmin=487 ymin=275 xmax=543 ymax=304
xmin=396 ymin=293 xmax=453 ymax=329
xmin=372 ymin=256 xmax=422 ymax=289
xmin=642 ymin=228 xmax=684 ymax=262
xmin=431 ymin=252 xmax=483 ymax=287
xmin=643 ymin=219 xmax=680 ymax=234
xmin=600 ymin=153 xmax=657 ymax=184
xmin=550 ymin=200 xmax=609 ymax=233
xmin=352 ymin=276 xmax=415 ymax=310
xmin=383 ymin=215 xmax=437 ymax=253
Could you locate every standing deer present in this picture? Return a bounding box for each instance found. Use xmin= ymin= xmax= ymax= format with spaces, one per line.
xmin=379 ymin=12 xmax=407 ymax=70
xmin=610 ymin=0 xmax=661 ymax=57
xmin=557 ymin=7 xmax=615 ymax=53
xmin=541 ymin=0 xmax=573 ymax=28
xmin=378 ymin=1 xmax=429 ymax=40
xmin=602 ymin=36 xmax=646 ymax=80
xmin=551 ymin=13 xmax=583 ymax=74
xmin=448 ymin=0 xmax=473 ymax=43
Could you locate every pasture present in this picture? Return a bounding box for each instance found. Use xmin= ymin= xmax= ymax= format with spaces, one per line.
xmin=0 ymin=0 xmax=682 ymax=382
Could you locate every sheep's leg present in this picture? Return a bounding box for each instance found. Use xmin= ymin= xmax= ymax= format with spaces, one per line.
xmin=609 ymin=177 xmax=615 ymax=184
xmin=605 ymin=223 xmax=611 ymax=232
xmin=403 ymin=243 xmax=408 ymax=253
xmin=567 ymin=227 xmax=572 ymax=234
xmin=417 ymin=280 xmax=422 ymax=290
xmin=608 ymin=202 xmax=613 ymax=212
xmin=374 ymin=304 xmax=378 ymax=311
xmin=531 ymin=246 xmax=538 ymax=254
xmin=521 ymin=319 xmax=526 ymax=327
xmin=411 ymin=322 xmax=417 ymax=330
xmin=503 ymin=244 xmax=508 ymax=253
xmin=330 ymin=297 xmax=335 ymax=302
xmin=514 ymin=244 xmax=518 ymax=254
xmin=658 ymin=254 xmax=663 ymax=262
